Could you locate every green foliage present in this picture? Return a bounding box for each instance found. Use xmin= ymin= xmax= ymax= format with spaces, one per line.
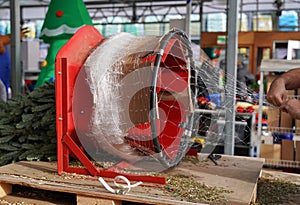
xmin=0 ymin=82 xmax=56 ymax=166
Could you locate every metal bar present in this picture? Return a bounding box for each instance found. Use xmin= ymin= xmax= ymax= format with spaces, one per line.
xmin=63 ymin=134 xmax=99 ymax=176
xmin=239 ymin=0 xmax=243 ymax=31
xmin=194 ymin=108 xmax=226 ymax=115
xmin=224 ymin=0 xmax=240 ymax=155
xmin=185 ymin=0 xmax=191 ymax=38
xmin=56 ymin=58 xmax=65 ymax=175
xmin=256 ymin=0 xmax=259 ymax=31
xmin=249 ymin=111 xmax=256 ymax=157
xmin=257 ymin=71 xmax=265 ymax=158
xmin=61 ymin=58 xmax=70 ymax=174
xmin=199 ymin=0 xmax=203 ymax=63
xmin=10 ymin=0 xmax=22 ymax=98
xmin=216 ymin=120 xmax=247 ymax=126
xmin=0 ymin=2 xmax=200 ymax=9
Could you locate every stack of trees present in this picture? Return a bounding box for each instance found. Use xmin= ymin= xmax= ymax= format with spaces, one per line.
xmin=0 ymin=82 xmax=56 ymax=166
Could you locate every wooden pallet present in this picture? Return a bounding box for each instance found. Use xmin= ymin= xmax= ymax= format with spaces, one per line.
xmin=0 ymin=155 xmax=264 ymax=205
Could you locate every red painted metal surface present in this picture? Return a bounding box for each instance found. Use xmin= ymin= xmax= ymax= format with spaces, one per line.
xmin=126 ymin=100 xmax=186 ymax=160
xmin=126 ymin=37 xmax=189 ymax=160
xmin=56 ymin=25 xmax=103 ymax=175
xmin=55 ymin=25 xmax=166 ymax=185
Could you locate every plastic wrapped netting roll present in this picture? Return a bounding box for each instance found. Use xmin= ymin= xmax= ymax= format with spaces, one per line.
xmin=72 ymin=29 xmax=197 ymax=172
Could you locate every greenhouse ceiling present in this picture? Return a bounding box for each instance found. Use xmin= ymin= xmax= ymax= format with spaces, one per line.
xmin=0 ymin=0 xmax=300 ymax=21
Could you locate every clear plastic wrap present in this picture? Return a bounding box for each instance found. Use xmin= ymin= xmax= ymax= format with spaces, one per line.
xmin=72 ymin=30 xmax=196 ymax=172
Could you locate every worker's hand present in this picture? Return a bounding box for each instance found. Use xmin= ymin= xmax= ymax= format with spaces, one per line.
xmin=266 ymin=77 xmax=287 ymax=107
xmin=280 ymin=98 xmax=300 ymax=119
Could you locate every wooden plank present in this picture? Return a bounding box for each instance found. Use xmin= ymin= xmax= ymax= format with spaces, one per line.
xmin=0 ymin=161 xmax=199 ymax=205
xmin=0 ymin=155 xmax=264 ymax=205
xmin=77 ymin=195 xmax=121 ymax=205
xmin=250 ymin=183 xmax=257 ymax=204
xmin=0 ymin=184 xmax=76 ymax=205
xmin=200 ymin=31 xmax=255 ymax=48
xmin=253 ymin=31 xmax=300 ymax=47
xmin=172 ymin=155 xmax=264 ymax=205
xmin=0 ymin=182 xmax=12 ymax=198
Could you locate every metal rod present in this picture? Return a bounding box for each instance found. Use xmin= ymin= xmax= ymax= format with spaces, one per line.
xmin=10 ymin=0 xmax=22 ymax=98
xmin=239 ymin=0 xmax=243 ymax=31
xmin=224 ymin=0 xmax=240 ymax=155
xmin=249 ymin=111 xmax=256 ymax=157
xmin=185 ymin=0 xmax=192 ymax=38
xmin=257 ymin=71 xmax=264 ymax=158
xmin=194 ymin=108 xmax=226 ymax=115
xmin=217 ymin=120 xmax=248 ymax=126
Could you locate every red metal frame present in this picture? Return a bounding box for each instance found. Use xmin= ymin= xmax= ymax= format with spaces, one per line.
xmin=125 ymin=36 xmax=190 ymax=160
xmin=55 ymin=25 xmax=166 ymax=184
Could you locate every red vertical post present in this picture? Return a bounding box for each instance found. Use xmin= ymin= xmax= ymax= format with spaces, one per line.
xmin=55 ymin=57 xmax=65 ymax=175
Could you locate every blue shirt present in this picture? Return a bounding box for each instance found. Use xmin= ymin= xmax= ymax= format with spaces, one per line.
xmin=0 ymin=45 xmax=11 ymax=95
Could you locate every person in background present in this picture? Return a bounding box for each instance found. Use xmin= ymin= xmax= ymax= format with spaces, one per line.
xmin=236 ymin=54 xmax=255 ymax=99
xmin=0 ymin=34 xmax=11 ymax=102
xmin=267 ymin=68 xmax=300 ymax=119
xmin=0 ymin=28 xmax=29 ymax=102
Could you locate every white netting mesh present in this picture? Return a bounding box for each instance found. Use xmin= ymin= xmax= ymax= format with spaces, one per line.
xmin=72 ymin=28 xmax=292 ymax=172
xmin=73 ymin=29 xmax=195 ymax=172
xmin=195 ymin=52 xmax=259 ymax=157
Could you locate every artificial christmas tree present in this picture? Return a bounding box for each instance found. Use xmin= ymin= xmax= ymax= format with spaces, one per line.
xmin=35 ymin=0 xmax=93 ymax=88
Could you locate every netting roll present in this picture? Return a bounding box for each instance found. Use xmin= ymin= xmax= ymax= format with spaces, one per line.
xmin=72 ymin=28 xmax=197 ymax=172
